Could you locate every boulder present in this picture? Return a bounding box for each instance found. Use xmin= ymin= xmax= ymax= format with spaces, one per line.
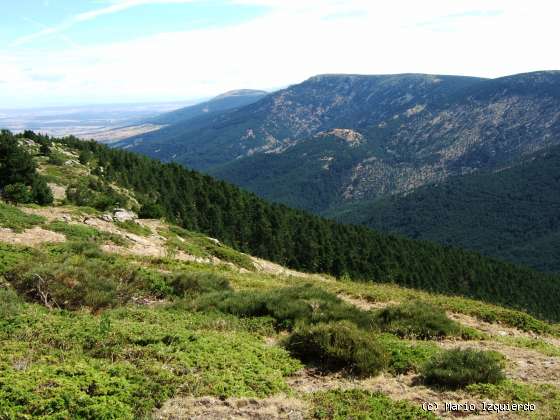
xmin=101 ymin=214 xmax=114 ymax=222
xmin=113 ymin=208 xmax=137 ymax=222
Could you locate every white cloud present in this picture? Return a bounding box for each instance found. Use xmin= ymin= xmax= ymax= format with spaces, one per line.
xmin=2 ymin=0 xmax=560 ymax=108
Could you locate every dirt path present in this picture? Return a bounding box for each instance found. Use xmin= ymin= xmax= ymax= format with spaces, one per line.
xmin=338 ymin=294 xmax=397 ymax=311
xmin=250 ymin=257 xmax=317 ymax=279
xmin=287 ymin=368 xmax=513 ymax=419
xmin=154 ymin=396 xmax=306 ymax=420
xmin=0 ymin=227 xmax=65 ymax=246
xmin=21 ymin=206 xmax=75 ymax=222
xmin=448 ymin=312 xmax=560 ymax=347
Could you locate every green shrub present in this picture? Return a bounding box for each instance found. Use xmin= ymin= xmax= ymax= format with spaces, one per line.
xmin=0 ymin=304 xmax=301 ymax=418
xmin=193 ymin=285 xmax=376 ymax=331
xmin=205 ymin=243 xmax=255 ymax=271
xmin=138 ymin=202 xmax=164 ymax=219
xmin=375 ymin=301 xmax=462 ymax=339
xmin=63 ymin=240 xmax=105 ymax=258
xmin=422 ymin=348 xmax=505 ymax=389
xmin=0 ymin=203 xmax=45 ymax=232
xmin=309 ymin=389 xmax=437 ymax=419
xmin=169 ymin=271 xmax=231 ymax=297
xmin=47 ymin=152 xmax=65 ymax=165
xmin=115 ymin=220 xmax=152 ymax=236
xmin=378 ymin=334 xmax=441 ymax=375
xmin=0 ymin=287 xmax=23 ymax=321
xmin=4 ymin=256 xmax=156 ymax=310
xmin=30 ymin=177 xmax=53 ymax=205
xmin=2 ymin=183 xmax=32 ymax=204
xmin=0 ymin=244 xmax=37 ymax=274
xmin=168 ymin=226 xmax=255 ymax=270
xmin=38 ymin=140 xmax=51 ymax=156
xmin=65 ymin=178 xmax=128 ymax=211
xmin=48 ymin=221 xmax=128 ymax=246
xmin=78 ymin=149 xmax=93 ymax=164
xmin=284 ymin=321 xmax=388 ymax=375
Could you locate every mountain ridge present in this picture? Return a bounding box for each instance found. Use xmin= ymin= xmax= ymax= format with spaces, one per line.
xmin=117 ymin=71 xmax=560 ymax=213
xmin=145 ymin=88 xmax=268 ymax=126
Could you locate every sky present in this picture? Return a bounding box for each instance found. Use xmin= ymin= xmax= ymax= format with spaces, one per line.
xmin=1 ymin=0 xmax=559 ymax=108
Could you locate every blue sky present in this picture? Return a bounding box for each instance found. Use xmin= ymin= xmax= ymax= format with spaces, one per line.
xmin=1 ymin=0 xmax=559 ymax=108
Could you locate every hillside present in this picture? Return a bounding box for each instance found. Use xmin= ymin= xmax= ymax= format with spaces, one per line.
xmin=11 ymin=131 xmax=556 ymax=321
xmin=115 ymin=71 xmax=560 ymax=215
xmin=2 ymin=133 xmax=560 ymax=419
xmin=327 ymin=145 xmax=560 ymax=273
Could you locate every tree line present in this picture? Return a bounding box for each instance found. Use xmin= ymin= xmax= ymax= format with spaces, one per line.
xmin=2 ymin=130 xmax=559 ymax=320
xmin=0 ymin=130 xmax=53 ymax=205
xmin=53 ymin=134 xmax=560 ymax=321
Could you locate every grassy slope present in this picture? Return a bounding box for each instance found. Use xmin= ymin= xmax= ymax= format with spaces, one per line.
xmin=2 ymin=142 xmax=560 ymax=419
xmin=2 ymin=201 xmax=560 ymax=418
xmin=57 ymin=135 xmax=560 ymax=322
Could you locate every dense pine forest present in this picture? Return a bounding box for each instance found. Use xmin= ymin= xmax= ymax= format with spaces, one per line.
xmin=2 ymin=130 xmax=560 ymax=320
xmin=329 ymin=145 xmax=560 ymax=273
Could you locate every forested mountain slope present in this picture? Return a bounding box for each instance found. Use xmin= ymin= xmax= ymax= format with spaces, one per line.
xmin=116 ymin=71 xmax=560 ymax=214
xmin=3 ymin=130 xmax=554 ymax=321
xmin=327 ymin=144 xmax=560 ymax=273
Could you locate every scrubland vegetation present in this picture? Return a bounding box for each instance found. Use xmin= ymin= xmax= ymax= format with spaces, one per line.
xmin=1 ymin=131 xmax=560 ymax=418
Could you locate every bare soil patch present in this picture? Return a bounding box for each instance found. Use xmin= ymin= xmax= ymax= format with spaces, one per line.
xmin=21 ymin=206 xmax=74 ymax=222
xmin=251 ymin=256 xmax=317 ymax=279
xmin=0 ymin=227 xmax=65 ymax=246
xmin=338 ymin=294 xmax=397 ymax=311
xmin=287 ymin=368 xmax=509 ymax=419
xmin=47 ymin=183 xmax=67 ymax=201
xmin=154 ymin=395 xmax=306 ymax=420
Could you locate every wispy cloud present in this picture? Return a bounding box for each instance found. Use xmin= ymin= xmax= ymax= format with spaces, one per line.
xmin=21 ymin=16 xmax=82 ymax=49
xmin=13 ymin=0 xmax=197 ymax=46
xmin=3 ymin=0 xmax=560 ymax=108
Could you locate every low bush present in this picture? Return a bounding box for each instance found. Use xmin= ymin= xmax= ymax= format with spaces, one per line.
xmin=4 ymin=256 xmax=161 ymax=310
xmin=192 ymin=285 xmax=377 ymax=330
xmin=65 ymin=178 xmax=128 ymax=211
xmin=207 ymin=243 xmax=255 ymax=271
xmin=168 ymin=226 xmax=255 ymax=270
xmin=375 ymin=301 xmax=462 ymax=339
xmin=284 ymin=321 xmax=388 ymax=375
xmin=422 ymin=348 xmax=505 ymax=389
xmin=0 ymin=243 xmax=36 ymax=273
xmin=309 ymin=389 xmax=436 ymax=419
xmin=2 ymin=183 xmax=32 ymax=204
xmin=138 ymin=202 xmax=164 ymax=219
xmin=378 ymin=334 xmax=441 ymax=375
xmin=169 ymin=271 xmax=231 ymax=297
xmin=115 ymin=220 xmax=152 ymax=236
xmin=0 ymin=202 xmax=45 ymax=232
xmin=0 ymin=286 xmax=23 ymax=321
xmin=0 ymin=304 xmax=301 ymax=418
xmin=62 ymin=240 xmax=105 ymax=258
xmin=48 ymin=221 xmax=128 ymax=246
xmin=47 ymin=152 xmax=65 ymax=165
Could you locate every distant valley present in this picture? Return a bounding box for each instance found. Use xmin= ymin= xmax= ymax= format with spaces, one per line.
xmin=0 ymin=100 xmax=194 ymax=142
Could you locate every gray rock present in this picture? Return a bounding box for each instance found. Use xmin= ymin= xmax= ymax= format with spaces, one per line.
xmin=113 ymin=208 xmax=137 ymax=222
xmin=101 ymin=214 xmax=114 ymax=222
